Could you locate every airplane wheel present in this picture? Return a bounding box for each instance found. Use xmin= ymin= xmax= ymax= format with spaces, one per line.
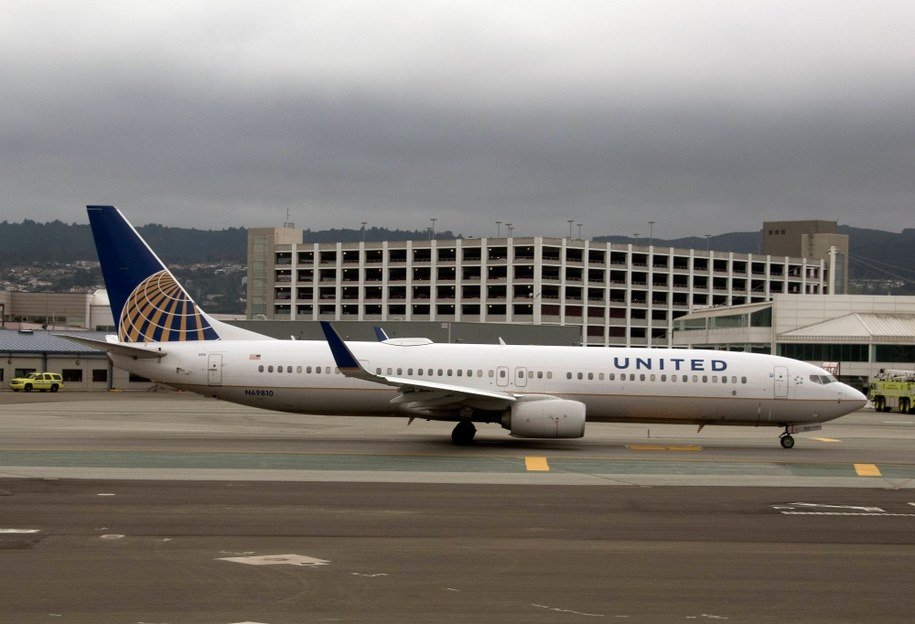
xmin=451 ymin=421 xmax=476 ymax=446
xmin=780 ymin=435 xmax=795 ymax=449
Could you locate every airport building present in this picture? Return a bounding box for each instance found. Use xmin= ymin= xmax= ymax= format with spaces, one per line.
xmin=761 ymin=220 xmax=849 ymax=294
xmin=0 ymin=289 xmax=114 ymax=332
xmin=247 ymin=227 xmax=835 ymax=347
xmin=0 ymin=329 xmax=152 ymax=391
xmin=671 ymin=294 xmax=915 ymax=383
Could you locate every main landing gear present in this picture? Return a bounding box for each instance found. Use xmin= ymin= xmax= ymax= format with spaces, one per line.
xmin=779 ymin=430 xmax=796 ymax=449
xmin=451 ymin=420 xmax=477 ymax=446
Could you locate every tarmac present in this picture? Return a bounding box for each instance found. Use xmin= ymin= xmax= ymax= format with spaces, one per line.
xmin=2 ymin=391 xmax=914 ymax=623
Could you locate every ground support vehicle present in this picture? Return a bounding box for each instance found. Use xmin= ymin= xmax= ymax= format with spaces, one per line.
xmin=9 ymin=372 xmax=63 ymax=392
xmin=869 ymin=369 xmax=915 ymax=414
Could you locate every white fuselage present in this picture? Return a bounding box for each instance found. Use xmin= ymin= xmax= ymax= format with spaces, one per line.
xmin=110 ymin=339 xmax=865 ymax=428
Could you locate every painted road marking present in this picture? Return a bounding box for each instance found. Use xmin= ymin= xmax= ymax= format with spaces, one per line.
xmin=0 ymin=529 xmax=40 ymax=534
xmin=854 ymin=463 xmax=882 ymax=477
xmin=525 ymin=456 xmax=550 ymax=472
xmin=628 ymin=444 xmax=702 ymax=451
xmin=218 ymin=554 xmax=330 ymax=567
xmin=772 ymin=502 xmax=915 ymax=517
xmin=813 ymin=437 xmax=842 ymax=443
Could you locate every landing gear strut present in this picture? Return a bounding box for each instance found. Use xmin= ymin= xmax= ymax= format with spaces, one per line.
xmin=779 ymin=430 xmax=795 ymax=449
xmin=451 ymin=420 xmax=476 ymax=446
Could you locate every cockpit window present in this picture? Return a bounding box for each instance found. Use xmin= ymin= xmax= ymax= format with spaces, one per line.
xmin=809 ymin=374 xmax=837 ymax=385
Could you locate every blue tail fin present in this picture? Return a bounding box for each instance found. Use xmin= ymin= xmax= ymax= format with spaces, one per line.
xmin=87 ymin=205 xmax=220 ymax=342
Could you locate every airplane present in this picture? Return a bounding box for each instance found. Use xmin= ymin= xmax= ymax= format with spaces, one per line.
xmin=67 ymin=205 xmax=867 ymax=449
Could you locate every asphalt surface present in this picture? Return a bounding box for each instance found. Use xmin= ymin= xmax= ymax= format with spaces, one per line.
xmin=2 ymin=392 xmax=915 ymax=623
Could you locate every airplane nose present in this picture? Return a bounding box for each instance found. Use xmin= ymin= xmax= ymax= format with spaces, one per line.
xmin=843 ymin=384 xmax=867 ymax=409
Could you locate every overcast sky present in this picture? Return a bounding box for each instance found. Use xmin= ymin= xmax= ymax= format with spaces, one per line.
xmin=2 ymin=1 xmax=913 ymax=238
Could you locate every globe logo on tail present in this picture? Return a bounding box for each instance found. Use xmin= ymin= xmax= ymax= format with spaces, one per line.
xmin=118 ymin=270 xmax=218 ymax=342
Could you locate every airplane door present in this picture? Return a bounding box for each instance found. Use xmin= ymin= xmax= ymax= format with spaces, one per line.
xmin=208 ymin=353 xmax=223 ymax=386
xmin=515 ymin=367 xmax=528 ymax=388
xmin=773 ymin=365 xmax=788 ymax=398
xmin=496 ymin=366 xmax=510 ymax=388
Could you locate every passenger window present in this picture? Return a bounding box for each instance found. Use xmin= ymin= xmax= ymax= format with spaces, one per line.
xmin=741 ymin=376 xmax=748 ymax=384
xmin=268 ymin=365 xmax=274 ymax=373
xmin=258 ymin=365 xmax=264 ymax=373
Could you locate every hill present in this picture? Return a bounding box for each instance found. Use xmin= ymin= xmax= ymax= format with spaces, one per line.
xmin=1 ymin=220 xmax=913 ymax=297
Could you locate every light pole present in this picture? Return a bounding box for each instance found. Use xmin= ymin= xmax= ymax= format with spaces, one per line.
xmin=705 ymin=234 xmax=711 ymax=252
xmin=648 ymin=221 xmax=655 ymax=246
xmin=506 ymin=223 xmax=513 ymax=238
xmin=496 ymin=221 xmax=502 ymax=238
xmin=577 ymin=223 xmax=583 ymax=240
xmin=430 ymin=218 xmax=437 ymax=240
xmin=568 ymin=219 xmax=574 ymax=239
xmin=361 ymin=221 xmax=367 ymax=244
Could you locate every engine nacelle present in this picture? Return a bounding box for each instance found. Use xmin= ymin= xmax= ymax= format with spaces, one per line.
xmin=503 ymin=397 xmax=586 ymax=439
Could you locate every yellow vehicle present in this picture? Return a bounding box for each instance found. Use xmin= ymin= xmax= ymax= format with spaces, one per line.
xmin=869 ymin=369 xmax=915 ymax=414
xmin=9 ymin=372 xmax=64 ymax=393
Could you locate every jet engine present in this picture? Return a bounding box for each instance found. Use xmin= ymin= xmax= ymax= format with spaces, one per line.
xmin=502 ymin=397 xmax=586 ymax=438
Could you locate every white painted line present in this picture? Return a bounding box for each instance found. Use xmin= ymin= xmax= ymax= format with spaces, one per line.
xmin=0 ymin=529 xmax=40 ymax=534
xmin=780 ymin=512 xmax=915 ymax=517
xmin=218 ymin=554 xmax=330 ymax=567
xmin=775 ymin=502 xmax=885 ymax=513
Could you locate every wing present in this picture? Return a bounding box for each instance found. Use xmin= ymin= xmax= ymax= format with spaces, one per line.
xmin=320 ymin=321 xmax=516 ymax=417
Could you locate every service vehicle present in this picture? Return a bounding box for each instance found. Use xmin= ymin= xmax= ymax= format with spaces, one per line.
xmin=869 ymin=369 xmax=915 ymax=413
xmin=9 ymin=372 xmax=63 ymax=392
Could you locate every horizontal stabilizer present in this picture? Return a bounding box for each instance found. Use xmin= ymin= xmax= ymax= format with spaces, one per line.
xmin=57 ymin=334 xmax=167 ymax=359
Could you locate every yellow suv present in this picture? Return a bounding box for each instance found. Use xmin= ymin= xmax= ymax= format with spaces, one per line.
xmin=9 ymin=372 xmax=64 ymax=392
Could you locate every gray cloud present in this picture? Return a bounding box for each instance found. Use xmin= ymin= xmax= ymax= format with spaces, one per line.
xmin=2 ymin=1 xmax=913 ymax=237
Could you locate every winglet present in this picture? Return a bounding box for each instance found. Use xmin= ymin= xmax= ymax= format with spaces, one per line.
xmin=320 ymin=321 xmax=371 ymax=378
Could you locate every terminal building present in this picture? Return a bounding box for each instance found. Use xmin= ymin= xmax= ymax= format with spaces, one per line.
xmin=247 ymin=227 xmax=838 ymax=348
xmin=671 ymin=294 xmax=915 ymax=385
